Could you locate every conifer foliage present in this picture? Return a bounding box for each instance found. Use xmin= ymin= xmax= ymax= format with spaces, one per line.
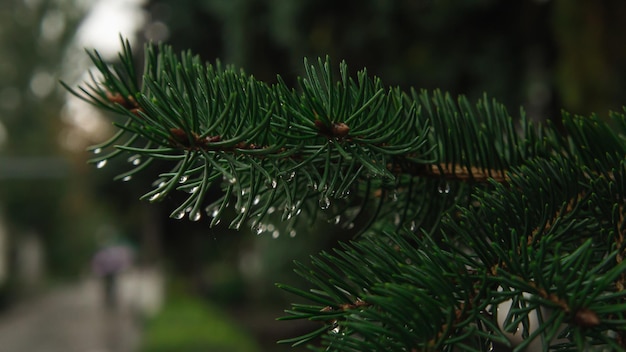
xmin=66 ymin=39 xmax=626 ymax=351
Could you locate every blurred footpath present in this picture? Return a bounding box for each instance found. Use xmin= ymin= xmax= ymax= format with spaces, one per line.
xmin=0 ymin=267 xmax=164 ymax=352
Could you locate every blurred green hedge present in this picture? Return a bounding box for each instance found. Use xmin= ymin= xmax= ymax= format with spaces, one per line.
xmin=140 ymin=292 xmax=262 ymax=352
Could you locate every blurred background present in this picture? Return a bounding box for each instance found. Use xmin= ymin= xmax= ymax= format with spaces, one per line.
xmin=1 ymin=0 xmax=626 ymax=351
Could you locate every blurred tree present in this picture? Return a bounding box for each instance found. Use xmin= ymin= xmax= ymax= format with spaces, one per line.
xmin=552 ymin=0 xmax=626 ymax=115
xmin=140 ymin=0 xmax=626 ymax=119
xmin=0 ymin=0 xmax=93 ymax=287
xmin=141 ymin=1 xmax=557 ymax=116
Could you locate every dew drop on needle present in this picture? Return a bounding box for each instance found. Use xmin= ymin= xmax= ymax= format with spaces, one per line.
xmin=189 ymin=211 xmax=201 ymax=221
xmin=319 ymin=196 xmax=331 ymax=210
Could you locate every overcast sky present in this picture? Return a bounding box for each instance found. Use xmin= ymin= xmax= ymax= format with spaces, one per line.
xmin=59 ymin=0 xmax=147 ymax=151
xmin=76 ymin=0 xmax=146 ymax=58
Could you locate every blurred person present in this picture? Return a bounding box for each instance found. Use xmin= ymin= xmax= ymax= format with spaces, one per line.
xmin=91 ymin=242 xmax=134 ymax=308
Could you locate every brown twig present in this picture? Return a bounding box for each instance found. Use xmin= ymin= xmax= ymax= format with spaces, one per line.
xmin=527 ymin=280 xmax=600 ymax=328
xmin=425 ymin=163 xmax=509 ymax=183
xmin=528 ymin=193 xmax=583 ymax=246
xmin=315 ymin=119 xmax=350 ymax=139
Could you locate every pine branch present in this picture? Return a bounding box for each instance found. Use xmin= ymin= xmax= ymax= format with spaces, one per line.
xmin=279 ymin=156 xmax=626 ymax=351
xmin=66 ymin=39 xmax=550 ymax=235
xmin=67 ymin=38 xmax=626 ymax=351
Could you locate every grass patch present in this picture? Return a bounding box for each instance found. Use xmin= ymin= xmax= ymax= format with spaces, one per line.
xmin=140 ymin=292 xmax=262 ymax=352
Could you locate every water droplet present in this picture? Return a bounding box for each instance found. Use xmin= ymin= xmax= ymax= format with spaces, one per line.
xmin=270 ymin=179 xmax=278 ymax=188
xmin=233 ymin=219 xmax=243 ymax=230
xmin=271 ymin=230 xmax=280 ymax=239
xmin=93 ymin=147 xmax=102 ymax=154
xmin=211 ymin=208 xmax=220 ymax=218
xmin=266 ymin=224 xmax=275 ymax=232
xmin=289 ymin=229 xmax=297 ymax=237
xmin=345 ymin=222 xmax=355 ymax=229
xmin=172 ymin=210 xmax=185 ymax=220
xmin=179 ymin=175 xmax=188 ymax=183
xmin=438 ymin=182 xmax=451 ymax=194
xmin=410 ymin=220 xmax=417 ymax=232
xmin=189 ymin=211 xmax=201 ymax=221
xmin=158 ymin=181 xmax=166 ymax=188
xmin=240 ymin=206 xmax=247 ymax=214
xmin=312 ymin=183 xmax=318 ymax=191
xmin=96 ymin=159 xmax=107 ymax=169
xmin=253 ymin=195 xmax=261 ymax=205
xmin=319 ymin=196 xmax=331 ymax=210
xmin=267 ymin=206 xmax=276 ymax=214
xmin=224 ymin=175 xmax=237 ymax=184
xmin=285 ymin=171 xmax=296 ymax=181
xmin=331 ymin=215 xmax=341 ymax=225
xmin=149 ymin=193 xmax=161 ymax=202
xmin=122 ymin=175 xmax=132 ymax=182
xmin=330 ymin=323 xmax=341 ymax=334
xmin=189 ymin=186 xmax=200 ymax=193
xmin=128 ymin=154 xmax=141 ymax=165
xmin=241 ymin=187 xmax=250 ymax=196
xmin=252 ymin=224 xmax=264 ymax=235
